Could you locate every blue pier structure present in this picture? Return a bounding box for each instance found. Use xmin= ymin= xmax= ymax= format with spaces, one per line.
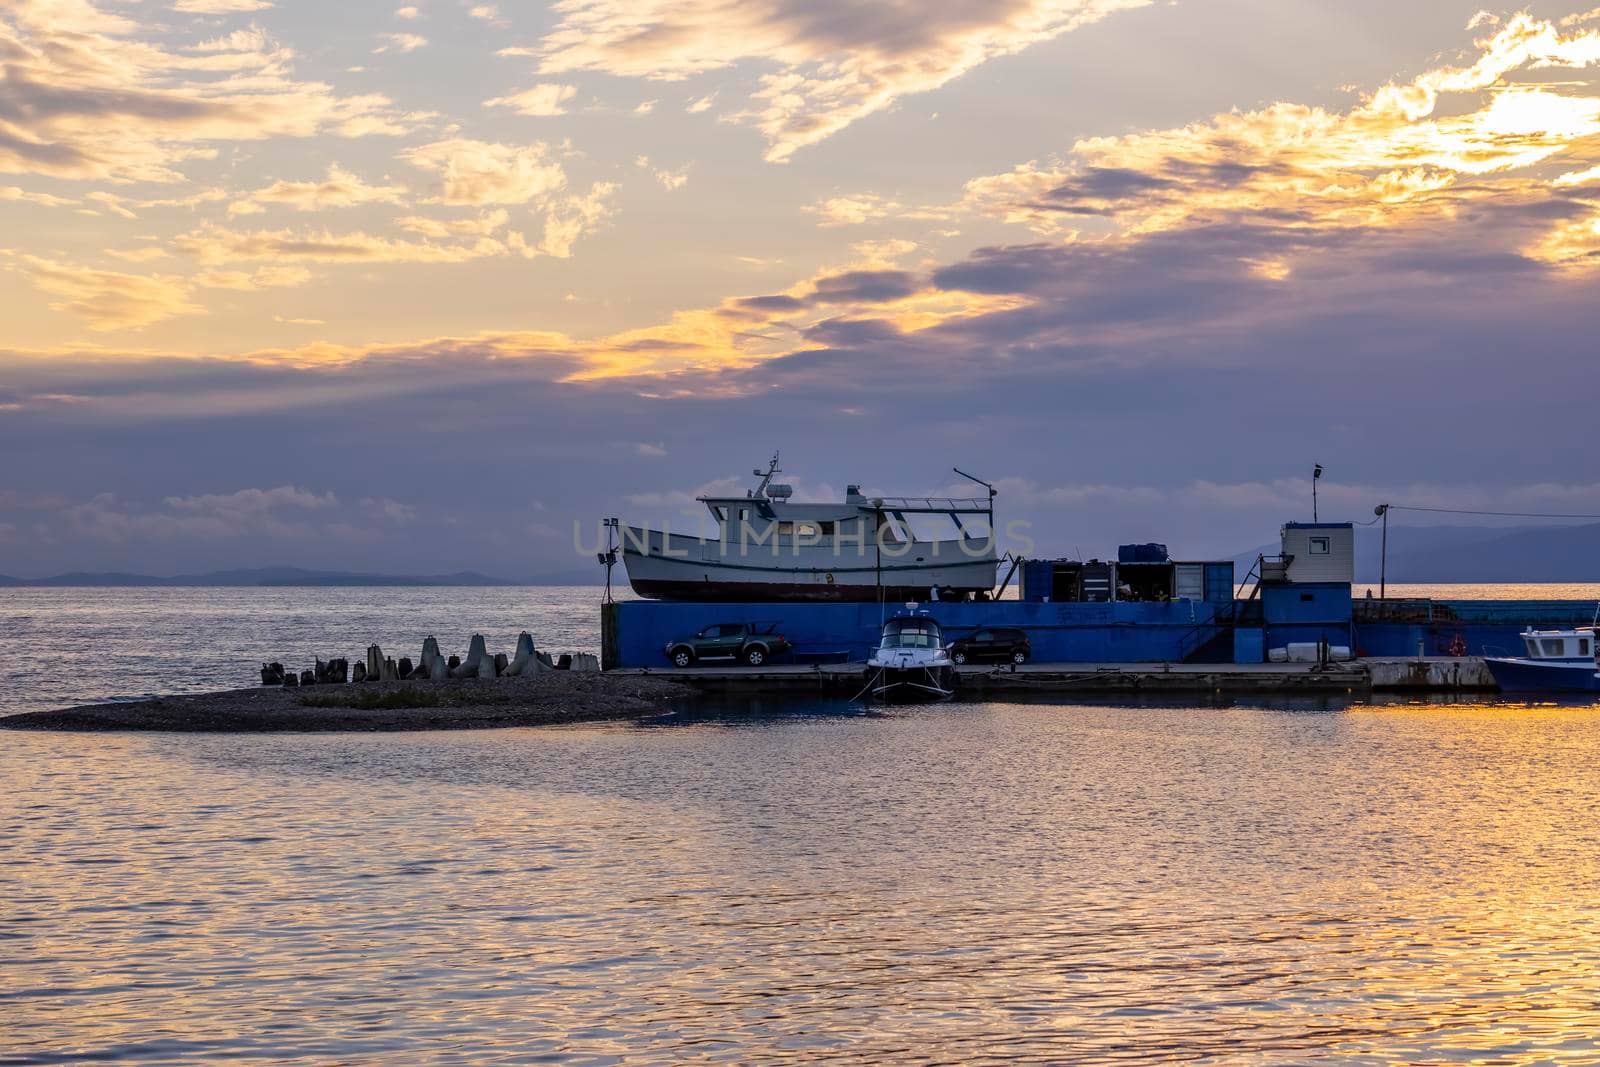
xmin=600 ymin=519 xmax=1598 ymax=669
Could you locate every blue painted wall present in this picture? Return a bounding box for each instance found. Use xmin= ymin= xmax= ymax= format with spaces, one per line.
xmin=612 ymin=599 xmax=1224 ymax=668
xmin=1262 ymin=582 xmax=1354 ymax=651
xmin=1355 ymin=601 xmax=1599 ymax=657
xmin=608 ymin=593 xmax=1596 ymax=667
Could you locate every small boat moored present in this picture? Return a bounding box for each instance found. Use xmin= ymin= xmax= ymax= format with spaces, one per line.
xmin=859 ymin=608 xmax=956 ymax=701
xmin=1483 ymin=619 xmax=1600 ymax=692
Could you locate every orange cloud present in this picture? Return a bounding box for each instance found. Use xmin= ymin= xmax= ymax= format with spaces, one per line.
xmin=401 ymin=138 xmax=567 ymax=205
xmin=0 ymin=0 xmax=407 ymax=182
xmin=23 ymin=256 xmax=204 ymax=331
xmin=227 ymin=165 xmax=407 ymax=216
xmin=528 ymin=0 xmax=1150 ymax=161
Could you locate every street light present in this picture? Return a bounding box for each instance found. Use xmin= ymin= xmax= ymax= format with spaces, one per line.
xmin=1373 ymin=504 xmax=1390 ymax=600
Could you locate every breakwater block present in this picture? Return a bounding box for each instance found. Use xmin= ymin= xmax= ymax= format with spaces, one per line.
xmin=452 ymin=635 xmax=488 ymax=679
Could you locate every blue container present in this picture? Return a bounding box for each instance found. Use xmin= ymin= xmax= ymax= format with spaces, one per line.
xmin=1020 ymin=560 xmax=1055 ymax=602
xmin=1119 ymin=543 xmax=1170 ymax=564
xmin=1204 ymin=563 xmax=1234 ymax=604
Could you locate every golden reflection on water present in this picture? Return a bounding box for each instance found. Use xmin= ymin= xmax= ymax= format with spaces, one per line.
xmin=4 ymin=699 xmax=1600 ymax=1064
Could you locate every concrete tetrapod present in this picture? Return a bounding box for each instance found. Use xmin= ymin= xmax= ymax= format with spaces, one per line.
xmin=507 ymin=632 xmax=549 ymax=677
xmin=451 ymin=634 xmax=488 ymax=679
xmin=419 ymin=636 xmax=442 ymax=677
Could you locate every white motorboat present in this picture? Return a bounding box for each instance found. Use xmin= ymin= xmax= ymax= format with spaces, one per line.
xmin=619 ymin=455 xmax=998 ymax=602
xmin=859 ymin=609 xmax=956 ymax=701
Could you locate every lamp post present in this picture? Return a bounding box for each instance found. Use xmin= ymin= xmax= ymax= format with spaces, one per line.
xmin=1313 ymin=463 xmax=1324 ymax=522
xmin=1373 ymin=504 xmax=1389 ymax=600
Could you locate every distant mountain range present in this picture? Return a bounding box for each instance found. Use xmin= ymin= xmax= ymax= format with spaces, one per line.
xmin=4 ymin=523 xmax=1595 ymax=586
xmin=0 ymin=566 xmax=600 ymax=587
xmin=1236 ymin=522 xmax=1600 ymax=583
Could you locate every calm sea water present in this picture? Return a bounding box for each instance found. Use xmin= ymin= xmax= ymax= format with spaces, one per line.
xmin=6 ymin=700 xmax=1600 ymax=1063
xmin=0 ymin=586 xmax=618 ymax=718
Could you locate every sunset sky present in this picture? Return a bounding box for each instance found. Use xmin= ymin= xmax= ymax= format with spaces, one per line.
xmin=4 ymin=0 xmax=1600 ymax=577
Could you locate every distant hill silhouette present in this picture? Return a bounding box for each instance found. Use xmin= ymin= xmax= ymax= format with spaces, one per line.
xmin=1372 ymin=522 xmax=1600 ymax=582
xmin=0 ymin=566 xmax=600 ymax=587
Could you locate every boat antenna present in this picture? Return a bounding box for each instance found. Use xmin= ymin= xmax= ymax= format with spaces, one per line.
xmin=750 ymin=452 xmax=781 ymax=498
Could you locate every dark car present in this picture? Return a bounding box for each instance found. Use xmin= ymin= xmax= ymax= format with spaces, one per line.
xmin=948 ymin=627 xmax=1030 ymax=665
xmin=665 ymin=623 xmax=791 ymax=668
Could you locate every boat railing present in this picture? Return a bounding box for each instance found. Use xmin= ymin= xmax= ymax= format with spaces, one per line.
xmin=872 ymin=496 xmax=992 ymax=514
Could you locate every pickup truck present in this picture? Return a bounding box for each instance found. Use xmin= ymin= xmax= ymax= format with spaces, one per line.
xmin=665 ymin=623 xmax=791 ymax=668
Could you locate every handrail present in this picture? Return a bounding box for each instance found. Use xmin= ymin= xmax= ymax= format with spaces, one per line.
xmin=874 ymin=496 xmax=992 ymax=512
xmin=1177 ymin=603 xmax=1237 ymax=663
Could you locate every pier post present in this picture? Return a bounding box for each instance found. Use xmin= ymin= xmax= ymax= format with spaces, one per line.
xmin=601 ymin=601 xmax=620 ymax=671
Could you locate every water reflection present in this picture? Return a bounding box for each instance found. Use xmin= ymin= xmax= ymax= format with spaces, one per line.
xmin=5 ymin=699 xmax=1600 ymax=1063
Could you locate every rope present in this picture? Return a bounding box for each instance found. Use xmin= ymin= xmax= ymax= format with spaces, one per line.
xmin=1387 ymin=505 xmax=1600 ymax=520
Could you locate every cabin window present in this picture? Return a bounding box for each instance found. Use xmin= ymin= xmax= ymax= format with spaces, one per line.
xmin=1526 ymin=639 xmax=1540 ymax=657
xmin=882 ymin=625 xmax=941 ymax=649
xmin=1309 ymin=536 xmax=1331 ymax=555
xmin=1543 ymin=639 xmax=1566 ymax=657
xmin=1581 ymin=638 xmax=1592 ymax=657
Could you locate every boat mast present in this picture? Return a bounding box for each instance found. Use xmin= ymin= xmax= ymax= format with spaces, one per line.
xmin=750 ymin=452 xmax=782 ymax=498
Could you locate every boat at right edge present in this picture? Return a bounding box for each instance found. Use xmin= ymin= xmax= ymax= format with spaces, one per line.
xmin=1483 ymin=613 xmax=1600 ymax=692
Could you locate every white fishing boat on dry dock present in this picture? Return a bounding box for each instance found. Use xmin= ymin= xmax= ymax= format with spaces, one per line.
xmin=619 ymin=455 xmax=999 ymax=602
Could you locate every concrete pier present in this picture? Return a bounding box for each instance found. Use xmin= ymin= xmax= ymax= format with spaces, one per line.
xmin=611 ymin=661 xmax=1371 ymax=697
xmin=1366 ymin=656 xmax=1497 ymax=691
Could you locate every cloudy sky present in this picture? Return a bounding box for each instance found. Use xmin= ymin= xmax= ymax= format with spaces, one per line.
xmin=3 ymin=0 xmax=1600 ymax=578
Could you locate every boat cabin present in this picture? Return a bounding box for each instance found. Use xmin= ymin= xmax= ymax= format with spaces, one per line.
xmin=700 ymin=484 xmax=993 ymax=550
xmin=1520 ymin=628 xmax=1596 ymax=662
xmin=879 ymin=615 xmax=945 ymax=651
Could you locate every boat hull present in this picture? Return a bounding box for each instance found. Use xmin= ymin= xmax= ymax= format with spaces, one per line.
xmin=1483 ymin=657 xmax=1600 ymax=692
xmin=621 ymin=527 xmax=997 ymax=602
xmin=861 ymin=664 xmax=955 ymax=701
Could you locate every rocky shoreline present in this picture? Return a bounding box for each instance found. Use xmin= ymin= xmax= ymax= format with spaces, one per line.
xmin=0 ymin=672 xmax=696 ymax=733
